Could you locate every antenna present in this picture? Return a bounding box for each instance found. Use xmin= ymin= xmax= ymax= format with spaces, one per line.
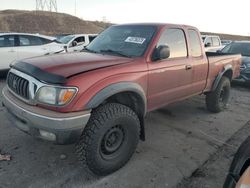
xmin=36 ymin=0 xmax=58 ymax=12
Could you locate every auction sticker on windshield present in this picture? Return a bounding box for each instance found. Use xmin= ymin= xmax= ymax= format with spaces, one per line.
xmin=125 ymin=37 xmax=146 ymax=44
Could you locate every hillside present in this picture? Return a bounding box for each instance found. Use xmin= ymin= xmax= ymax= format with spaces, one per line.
xmin=0 ymin=9 xmax=110 ymax=35
xmin=0 ymin=9 xmax=250 ymax=41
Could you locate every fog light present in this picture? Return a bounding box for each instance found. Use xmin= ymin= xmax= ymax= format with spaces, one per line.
xmin=39 ymin=130 xmax=56 ymax=141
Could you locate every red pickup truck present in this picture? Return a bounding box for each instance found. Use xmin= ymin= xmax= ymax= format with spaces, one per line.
xmin=2 ymin=23 xmax=241 ymax=175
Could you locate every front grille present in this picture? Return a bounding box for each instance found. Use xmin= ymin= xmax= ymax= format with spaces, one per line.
xmin=7 ymin=72 xmax=29 ymax=100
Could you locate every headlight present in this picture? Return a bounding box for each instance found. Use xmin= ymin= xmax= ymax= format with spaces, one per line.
xmin=36 ymin=86 xmax=77 ymax=106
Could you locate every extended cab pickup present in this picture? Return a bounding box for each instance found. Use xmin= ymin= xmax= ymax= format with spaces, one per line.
xmin=2 ymin=23 xmax=241 ymax=176
xmin=202 ymin=35 xmax=223 ymax=52
xmin=58 ymin=34 xmax=98 ymax=52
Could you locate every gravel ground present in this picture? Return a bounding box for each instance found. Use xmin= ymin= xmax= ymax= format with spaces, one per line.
xmin=177 ymin=120 xmax=250 ymax=188
xmin=0 ymin=79 xmax=249 ymax=188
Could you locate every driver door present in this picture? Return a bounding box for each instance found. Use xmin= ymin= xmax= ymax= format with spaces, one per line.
xmin=147 ymin=28 xmax=194 ymax=111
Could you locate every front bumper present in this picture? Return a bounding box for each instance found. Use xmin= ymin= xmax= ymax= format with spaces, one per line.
xmin=2 ymin=87 xmax=91 ymax=144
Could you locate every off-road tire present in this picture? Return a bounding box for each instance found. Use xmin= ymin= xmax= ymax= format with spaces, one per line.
xmin=75 ymin=103 xmax=140 ymax=176
xmin=206 ymin=76 xmax=231 ymax=113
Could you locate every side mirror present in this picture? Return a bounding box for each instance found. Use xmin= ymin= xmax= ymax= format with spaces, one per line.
xmin=152 ymin=45 xmax=170 ymax=61
xmin=72 ymin=41 xmax=78 ymax=47
xmin=205 ymin=42 xmax=212 ymax=47
xmin=216 ymin=49 xmax=221 ymax=53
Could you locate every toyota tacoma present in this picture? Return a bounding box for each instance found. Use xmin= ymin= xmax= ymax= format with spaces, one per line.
xmin=2 ymin=23 xmax=241 ymax=175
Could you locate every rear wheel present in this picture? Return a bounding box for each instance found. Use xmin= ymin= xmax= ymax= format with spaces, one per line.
xmin=76 ymin=103 xmax=140 ymax=176
xmin=206 ymin=76 xmax=231 ymax=113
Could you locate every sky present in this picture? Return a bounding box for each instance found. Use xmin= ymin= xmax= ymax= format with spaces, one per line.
xmin=1 ymin=0 xmax=250 ymax=36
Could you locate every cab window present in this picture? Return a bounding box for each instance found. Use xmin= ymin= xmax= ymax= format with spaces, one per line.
xmin=75 ymin=37 xmax=85 ymax=44
xmin=188 ymin=29 xmax=202 ymax=57
xmin=157 ymin=28 xmax=187 ymax=58
xmin=205 ymin=37 xmax=212 ymax=47
xmin=212 ymin=37 xmax=220 ymax=46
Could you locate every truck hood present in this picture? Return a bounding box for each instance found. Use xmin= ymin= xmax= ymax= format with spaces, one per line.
xmin=15 ymin=52 xmax=133 ymax=78
xmin=11 ymin=52 xmax=133 ymax=84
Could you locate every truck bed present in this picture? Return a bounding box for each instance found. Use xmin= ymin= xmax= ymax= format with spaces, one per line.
xmin=205 ymin=52 xmax=241 ymax=92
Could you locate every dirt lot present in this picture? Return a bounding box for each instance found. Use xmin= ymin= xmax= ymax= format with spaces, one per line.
xmin=177 ymin=120 xmax=250 ymax=188
xmin=0 ymin=79 xmax=249 ymax=188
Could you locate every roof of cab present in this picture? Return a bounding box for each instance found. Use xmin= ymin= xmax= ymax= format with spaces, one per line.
xmin=112 ymin=23 xmax=199 ymax=30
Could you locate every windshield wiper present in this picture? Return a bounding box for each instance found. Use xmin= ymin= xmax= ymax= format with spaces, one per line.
xmin=100 ymin=49 xmax=131 ymax=58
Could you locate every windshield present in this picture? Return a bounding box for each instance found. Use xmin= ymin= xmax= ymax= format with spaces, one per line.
xmin=221 ymin=42 xmax=250 ymax=56
xmin=86 ymin=25 xmax=157 ymax=57
xmin=58 ymin=35 xmax=75 ymax=44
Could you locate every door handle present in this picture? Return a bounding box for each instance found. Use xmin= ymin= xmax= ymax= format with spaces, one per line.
xmin=185 ymin=65 xmax=192 ymax=70
xmin=8 ymin=49 xmax=15 ymax=52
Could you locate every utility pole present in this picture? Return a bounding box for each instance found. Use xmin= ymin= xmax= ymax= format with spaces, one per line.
xmin=36 ymin=0 xmax=58 ymax=12
xmin=75 ymin=0 xmax=77 ymax=16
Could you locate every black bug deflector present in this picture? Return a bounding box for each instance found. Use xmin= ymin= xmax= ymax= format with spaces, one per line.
xmin=11 ymin=61 xmax=67 ymax=84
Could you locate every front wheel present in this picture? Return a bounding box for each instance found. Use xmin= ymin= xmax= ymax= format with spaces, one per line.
xmin=206 ymin=76 xmax=231 ymax=113
xmin=76 ymin=103 xmax=140 ymax=176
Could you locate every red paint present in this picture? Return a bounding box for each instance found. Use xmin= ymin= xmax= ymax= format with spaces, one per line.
xmin=25 ymin=23 xmax=241 ymax=113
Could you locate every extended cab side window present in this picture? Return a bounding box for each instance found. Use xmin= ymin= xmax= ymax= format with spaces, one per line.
xmin=188 ymin=30 xmax=202 ymax=57
xmin=212 ymin=37 xmax=220 ymax=46
xmin=157 ymin=28 xmax=187 ymax=58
